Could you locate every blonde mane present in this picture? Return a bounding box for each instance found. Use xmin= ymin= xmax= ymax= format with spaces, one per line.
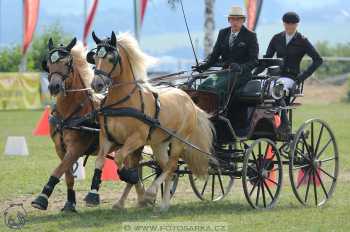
xmin=70 ymin=41 xmax=104 ymax=102
xmin=117 ymin=32 xmax=157 ymax=83
xmin=70 ymin=41 xmax=94 ymax=88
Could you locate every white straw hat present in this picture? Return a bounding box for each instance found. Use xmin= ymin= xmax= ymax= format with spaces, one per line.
xmin=227 ymin=6 xmax=246 ymax=18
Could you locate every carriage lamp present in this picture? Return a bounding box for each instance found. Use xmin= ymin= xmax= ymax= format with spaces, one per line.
xmin=271 ymin=81 xmax=285 ymax=100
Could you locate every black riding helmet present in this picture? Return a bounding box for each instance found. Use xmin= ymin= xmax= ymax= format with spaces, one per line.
xmin=282 ymin=12 xmax=300 ymax=24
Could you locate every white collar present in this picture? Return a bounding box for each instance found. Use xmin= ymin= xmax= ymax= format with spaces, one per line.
xmin=285 ymin=31 xmax=296 ymax=39
xmin=231 ymin=30 xmax=240 ymax=36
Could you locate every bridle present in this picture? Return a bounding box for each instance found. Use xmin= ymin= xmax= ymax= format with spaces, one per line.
xmin=45 ymin=47 xmax=93 ymax=94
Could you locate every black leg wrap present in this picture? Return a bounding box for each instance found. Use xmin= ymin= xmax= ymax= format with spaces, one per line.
xmin=67 ymin=189 xmax=76 ymax=204
xmin=117 ymin=167 xmax=139 ymax=185
xmin=90 ymin=169 xmax=102 ymax=191
xmin=42 ymin=176 xmax=60 ymax=197
xmin=32 ymin=176 xmax=59 ymax=210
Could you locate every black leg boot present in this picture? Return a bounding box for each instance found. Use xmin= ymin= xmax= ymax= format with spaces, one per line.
xmin=32 ymin=176 xmax=60 ymax=210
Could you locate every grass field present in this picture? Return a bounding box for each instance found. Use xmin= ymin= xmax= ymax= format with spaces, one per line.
xmin=0 ymin=102 xmax=349 ymax=232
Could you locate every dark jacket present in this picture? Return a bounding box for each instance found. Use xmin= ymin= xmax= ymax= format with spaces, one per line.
xmin=265 ymin=31 xmax=323 ymax=82
xmin=205 ymin=26 xmax=259 ymax=74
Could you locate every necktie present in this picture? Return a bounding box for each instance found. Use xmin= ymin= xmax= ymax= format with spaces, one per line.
xmin=229 ymin=32 xmax=237 ymax=48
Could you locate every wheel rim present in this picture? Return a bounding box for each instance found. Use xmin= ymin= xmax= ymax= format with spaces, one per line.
xmin=189 ymin=166 xmax=234 ymax=201
xmin=242 ymin=138 xmax=283 ymax=209
xmin=289 ymin=119 xmax=339 ymax=207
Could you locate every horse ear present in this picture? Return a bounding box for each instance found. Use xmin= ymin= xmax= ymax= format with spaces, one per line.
xmin=86 ymin=51 xmax=95 ymax=64
xmin=41 ymin=58 xmax=49 ymax=72
xmin=110 ymin=31 xmax=117 ymax=47
xmin=92 ymin=31 xmax=101 ymax=44
xmin=48 ymin=38 xmax=54 ymax=50
xmin=66 ymin=37 xmax=77 ymax=51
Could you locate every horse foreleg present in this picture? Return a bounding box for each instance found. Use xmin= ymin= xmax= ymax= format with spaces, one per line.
xmin=84 ymin=137 xmax=114 ymax=207
xmin=114 ymin=134 xmax=146 ymax=185
xmin=31 ymin=149 xmax=80 ymax=211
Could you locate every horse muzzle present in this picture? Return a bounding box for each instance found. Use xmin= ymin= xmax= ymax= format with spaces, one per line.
xmin=48 ymin=77 xmax=64 ymax=96
xmin=91 ymin=75 xmax=111 ymax=93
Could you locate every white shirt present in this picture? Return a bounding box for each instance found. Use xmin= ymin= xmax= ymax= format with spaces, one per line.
xmin=285 ymin=32 xmax=296 ymax=45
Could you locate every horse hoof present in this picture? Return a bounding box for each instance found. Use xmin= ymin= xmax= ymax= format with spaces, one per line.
xmin=84 ymin=192 xmax=100 ymax=207
xmin=112 ymin=202 xmax=125 ymax=210
xmin=61 ymin=201 xmax=77 ymax=213
xmin=143 ymin=192 xmax=156 ymax=206
xmin=153 ymin=206 xmax=169 ymax=213
xmin=31 ymin=195 xmax=48 ymax=210
xmin=136 ymin=201 xmax=149 ymax=208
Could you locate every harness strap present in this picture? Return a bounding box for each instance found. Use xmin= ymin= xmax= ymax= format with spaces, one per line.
xmin=147 ymin=92 xmax=161 ymax=140
xmin=101 ymin=85 xmax=138 ymax=109
xmin=101 ymin=107 xmax=160 ymax=127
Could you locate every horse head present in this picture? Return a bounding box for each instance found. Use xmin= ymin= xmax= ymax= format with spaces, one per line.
xmin=42 ymin=37 xmax=77 ymax=96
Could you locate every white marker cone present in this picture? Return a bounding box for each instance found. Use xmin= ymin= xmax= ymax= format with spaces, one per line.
xmin=4 ymin=136 xmax=29 ymax=156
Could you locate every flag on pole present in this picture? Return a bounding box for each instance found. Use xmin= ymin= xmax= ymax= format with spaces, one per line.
xmin=83 ymin=0 xmax=99 ymax=46
xmin=244 ymin=0 xmax=263 ymax=31
xmin=134 ymin=0 xmax=148 ymax=41
xmin=22 ymin=0 xmax=40 ymax=54
xmin=140 ymin=0 xmax=148 ymax=25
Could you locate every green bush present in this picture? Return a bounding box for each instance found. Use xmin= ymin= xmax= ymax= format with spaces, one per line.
xmin=0 ymin=23 xmax=71 ymax=72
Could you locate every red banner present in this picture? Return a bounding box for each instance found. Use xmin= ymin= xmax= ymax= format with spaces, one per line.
xmin=22 ymin=0 xmax=40 ymax=54
xmin=83 ymin=0 xmax=99 ymax=46
xmin=245 ymin=0 xmax=263 ymax=31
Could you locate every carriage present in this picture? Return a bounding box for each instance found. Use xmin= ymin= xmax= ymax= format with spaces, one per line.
xmin=32 ymin=35 xmax=339 ymax=213
xmin=140 ymin=58 xmax=339 ymax=209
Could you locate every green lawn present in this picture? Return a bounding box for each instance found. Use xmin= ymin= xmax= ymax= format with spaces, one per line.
xmin=0 ymin=103 xmax=349 ymax=232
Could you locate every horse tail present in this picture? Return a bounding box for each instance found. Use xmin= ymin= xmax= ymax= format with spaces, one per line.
xmin=182 ymin=106 xmax=216 ymax=178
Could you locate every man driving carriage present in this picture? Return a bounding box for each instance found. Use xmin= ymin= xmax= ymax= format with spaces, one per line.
xmin=195 ymin=6 xmax=259 ymax=130
xmin=264 ymin=11 xmax=323 ymax=131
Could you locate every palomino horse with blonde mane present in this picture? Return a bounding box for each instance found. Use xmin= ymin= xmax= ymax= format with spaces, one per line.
xmin=30 ymin=38 xmax=98 ymax=212
xmin=30 ymin=38 xmax=146 ymax=212
xmin=84 ymin=31 xmax=215 ymax=211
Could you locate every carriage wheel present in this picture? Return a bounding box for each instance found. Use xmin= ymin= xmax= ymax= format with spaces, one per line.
xmin=139 ymin=158 xmax=179 ymax=201
xmin=289 ymin=119 xmax=339 ymax=207
xmin=242 ymin=138 xmax=283 ymax=209
xmin=189 ymin=165 xmax=234 ymax=201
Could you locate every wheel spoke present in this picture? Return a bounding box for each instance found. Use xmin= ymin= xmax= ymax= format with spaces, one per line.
xmin=292 ymin=164 xmax=311 ymax=171
xmin=211 ymin=175 xmax=215 ymax=201
xmin=265 ymin=177 xmax=278 ymax=186
xmin=270 ymin=167 xmax=282 ymax=172
xmin=261 ymin=181 xmax=267 ymax=208
xmin=296 ymin=168 xmax=310 ymax=189
xmin=318 ymin=167 xmax=337 ymax=181
xmin=313 ymin=170 xmax=318 ymax=206
xmin=315 ymin=125 xmax=324 ymax=155
xmin=304 ymin=168 xmax=312 ymax=203
xmin=263 ymin=180 xmax=274 ymax=200
xmin=301 ymin=133 xmax=312 ymax=160
xmin=311 ymin=122 xmax=315 ymax=154
xmin=142 ymin=172 xmax=157 ymax=181
xmin=319 ymin=156 xmax=336 ymax=163
xmin=315 ymin=168 xmax=329 ymax=199
xmin=249 ymin=178 xmax=259 ymax=197
xmin=248 ymin=164 xmax=258 ymax=174
xmin=256 ymin=180 xmax=261 ymax=206
xmin=217 ymin=175 xmax=225 ymax=195
xmin=200 ymin=178 xmax=209 ymax=196
xmin=247 ymin=176 xmax=258 ymax=182
xmin=316 ymin=139 xmax=332 ymax=159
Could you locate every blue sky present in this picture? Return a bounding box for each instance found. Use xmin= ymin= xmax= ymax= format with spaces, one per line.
xmin=1 ymin=0 xmax=350 ymax=61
